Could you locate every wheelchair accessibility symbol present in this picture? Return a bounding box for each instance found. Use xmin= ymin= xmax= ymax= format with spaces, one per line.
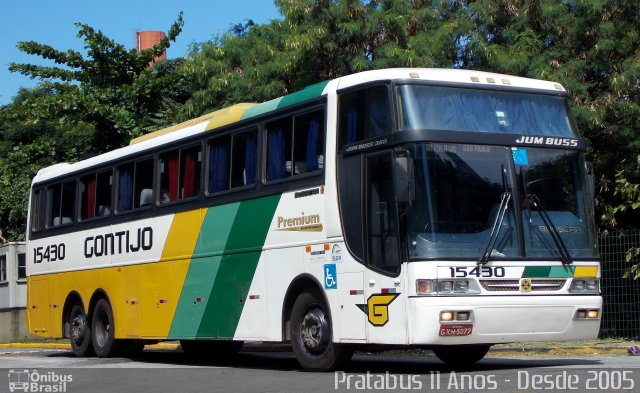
xmin=324 ymin=264 xmax=337 ymax=289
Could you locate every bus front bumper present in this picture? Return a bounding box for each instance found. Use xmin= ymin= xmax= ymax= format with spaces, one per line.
xmin=408 ymin=295 xmax=602 ymax=345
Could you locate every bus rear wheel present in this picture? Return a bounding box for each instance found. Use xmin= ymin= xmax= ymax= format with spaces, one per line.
xmin=69 ymin=304 xmax=93 ymax=357
xmin=91 ymin=299 xmax=117 ymax=357
xmin=432 ymin=344 xmax=491 ymax=366
xmin=290 ymin=290 xmax=352 ymax=371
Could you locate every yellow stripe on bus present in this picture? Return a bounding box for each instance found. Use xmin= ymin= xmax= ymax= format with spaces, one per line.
xmin=137 ymin=209 xmax=203 ymax=338
xmin=573 ymin=266 xmax=598 ymax=277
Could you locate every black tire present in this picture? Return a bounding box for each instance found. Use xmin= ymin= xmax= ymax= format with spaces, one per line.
xmin=432 ymin=344 xmax=491 ymax=366
xmin=91 ymin=298 xmax=118 ymax=357
xmin=69 ymin=304 xmax=94 ymax=357
xmin=290 ymin=290 xmax=353 ymax=371
xmin=180 ymin=340 xmax=244 ymax=360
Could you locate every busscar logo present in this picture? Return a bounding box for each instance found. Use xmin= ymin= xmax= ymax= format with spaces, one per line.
xmin=8 ymin=369 xmax=73 ymax=392
xmin=357 ymin=293 xmax=399 ymax=326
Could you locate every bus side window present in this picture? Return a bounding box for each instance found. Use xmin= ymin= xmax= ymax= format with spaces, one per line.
xmin=159 ymin=150 xmax=180 ymax=203
xmin=365 ymin=152 xmax=400 ymax=274
xmin=232 ymin=131 xmax=257 ymax=187
xmin=80 ymin=174 xmax=97 ymax=220
xmin=180 ymin=145 xmax=202 ymax=199
xmin=31 ymin=188 xmax=43 ymax=231
xmin=208 ymin=135 xmax=231 ymax=193
xmin=47 ymin=181 xmax=76 ymax=227
xmin=266 ymin=118 xmax=292 ymax=181
xmin=95 ymin=170 xmax=112 ymax=216
xmin=293 ymin=110 xmax=325 ymax=175
xmin=117 ymin=163 xmax=134 ymax=212
xmin=339 ymin=86 xmax=391 ymax=148
xmin=117 ymin=158 xmax=153 ymax=212
xmin=134 ymin=159 xmax=154 ymax=208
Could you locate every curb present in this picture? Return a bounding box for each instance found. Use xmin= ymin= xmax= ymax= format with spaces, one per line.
xmin=0 ymin=342 xmax=632 ymax=355
xmin=0 ymin=342 xmax=180 ymax=350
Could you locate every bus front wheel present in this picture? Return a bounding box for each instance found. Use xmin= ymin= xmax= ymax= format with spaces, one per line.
xmin=69 ymin=304 xmax=93 ymax=357
xmin=92 ymin=299 xmax=117 ymax=357
xmin=290 ymin=290 xmax=352 ymax=371
xmin=432 ymin=344 xmax=491 ymax=366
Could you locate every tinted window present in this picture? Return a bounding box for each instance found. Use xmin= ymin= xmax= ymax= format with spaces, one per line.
xmin=160 ymin=145 xmax=202 ymax=204
xmin=339 ymin=86 xmax=391 ymax=148
xmin=80 ymin=170 xmax=112 ymax=220
xmin=265 ymin=110 xmax=324 ymax=182
xmin=117 ymin=158 xmax=154 ymax=212
xmin=47 ymin=181 xmax=76 ymax=227
xmin=31 ymin=188 xmax=43 ymax=231
xmin=207 ymin=130 xmax=257 ymax=194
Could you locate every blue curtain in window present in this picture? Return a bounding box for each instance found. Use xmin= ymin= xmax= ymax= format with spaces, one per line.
xmin=209 ymin=141 xmax=228 ymax=193
xmin=347 ymin=102 xmax=357 ymax=144
xmin=306 ymin=119 xmax=319 ymax=172
xmin=244 ymin=134 xmax=257 ymax=185
xmin=267 ymin=128 xmax=285 ymax=180
xmin=118 ymin=167 xmax=133 ymax=211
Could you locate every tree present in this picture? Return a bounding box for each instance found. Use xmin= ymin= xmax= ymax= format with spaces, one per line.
xmin=0 ymin=13 xmax=193 ymax=241
xmin=187 ymin=0 xmax=639 ymax=228
xmin=8 ymin=12 xmax=192 ymax=151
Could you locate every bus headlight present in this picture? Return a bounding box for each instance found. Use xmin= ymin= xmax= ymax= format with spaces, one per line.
xmin=416 ymin=279 xmax=434 ymax=295
xmin=439 ymin=280 xmax=454 ymax=293
xmin=415 ymin=279 xmax=477 ymax=295
xmin=454 ymin=280 xmax=469 ymax=292
xmin=575 ymin=309 xmax=600 ymax=319
xmin=570 ymin=278 xmax=599 ymax=293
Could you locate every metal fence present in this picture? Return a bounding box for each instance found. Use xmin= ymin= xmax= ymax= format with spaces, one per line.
xmin=599 ymin=230 xmax=640 ymax=339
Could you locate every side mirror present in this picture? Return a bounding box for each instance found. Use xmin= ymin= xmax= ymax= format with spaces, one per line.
xmin=394 ymin=152 xmax=415 ymax=205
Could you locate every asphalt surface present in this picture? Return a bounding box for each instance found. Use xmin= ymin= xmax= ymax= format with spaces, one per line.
xmin=1 ymin=344 xmax=640 ymax=392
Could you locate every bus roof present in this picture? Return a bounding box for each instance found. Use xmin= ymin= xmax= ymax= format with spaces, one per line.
xmin=335 ymin=68 xmax=565 ymax=92
xmin=32 ymin=68 xmax=565 ymax=184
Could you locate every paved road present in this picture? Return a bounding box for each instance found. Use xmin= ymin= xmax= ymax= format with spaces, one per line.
xmin=1 ymin=347 xmax=639 ymax=392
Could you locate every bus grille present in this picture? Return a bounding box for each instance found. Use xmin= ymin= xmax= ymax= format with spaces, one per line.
xmin=480 ymin=279 xmax=567 ymax=292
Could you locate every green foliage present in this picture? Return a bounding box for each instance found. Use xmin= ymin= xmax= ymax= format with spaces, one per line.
xmin=0 ymin=13 xmax=192 ymax=241
xmin=7 ymin=12 xmax=191 ymax=151
xmin=188 ymin=0 xmax=639 ymax=227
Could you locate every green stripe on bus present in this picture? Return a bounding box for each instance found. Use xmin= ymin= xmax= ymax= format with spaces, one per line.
xmin=277 ymin=81 xmax=328 ymax=108
xmin=522 ymin=266 xmax=575 ymax=278
xmin=548 ymin=266 xmax=575 ymax=278
xmin=241 ymin=97 xmax=282 ymax=120
xmin=168 ymin=203 xmax=241 ymax=338
xmin=240 ymin=81 xmax=328 ymax=120
xmin=196 ymin=194 xmax=281 ymax=338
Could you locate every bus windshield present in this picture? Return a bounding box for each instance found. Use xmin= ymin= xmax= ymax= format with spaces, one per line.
xmin=397 ymin=85 xmax=577 ymax=137
xmin=408 ymin=143 xmax=597 ymax=260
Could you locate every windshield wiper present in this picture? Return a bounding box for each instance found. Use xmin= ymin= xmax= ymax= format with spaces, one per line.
xmin=525 ymin=194 xmax=573 ymax=265
xmin=478 ymin=192 xmax=511 ymax=266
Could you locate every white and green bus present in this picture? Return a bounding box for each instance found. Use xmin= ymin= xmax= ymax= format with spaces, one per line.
xmin=26 ymin=68 xmax=601 ymax=370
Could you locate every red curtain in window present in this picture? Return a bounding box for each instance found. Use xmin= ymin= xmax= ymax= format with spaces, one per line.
xmin=183 ymin=152 xmax=195 ymax=198
xmin=168 ymin=156 xmax=179 ymax=202
xmin=87 ymin=177 xmax=96 ymax=219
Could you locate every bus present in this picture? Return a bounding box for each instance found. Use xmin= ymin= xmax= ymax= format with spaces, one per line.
xmin=26 ymin=68 xmax=601 ymax=370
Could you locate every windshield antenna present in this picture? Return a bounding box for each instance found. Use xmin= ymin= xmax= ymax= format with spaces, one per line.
xmin=526 ymin=194 xmax=573 ymax=265
xmin=478 ymin=192 xmax=511 ymax=266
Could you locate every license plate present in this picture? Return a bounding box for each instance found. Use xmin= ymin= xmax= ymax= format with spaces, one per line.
xmin=439 ymin=324 xmax=473 ymax=336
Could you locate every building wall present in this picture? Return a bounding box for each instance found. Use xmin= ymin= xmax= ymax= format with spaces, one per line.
xmin=0 ymin=242 xmax=29 ymax=341
xmin=0 ymin=309 xmax=30 ymax=342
